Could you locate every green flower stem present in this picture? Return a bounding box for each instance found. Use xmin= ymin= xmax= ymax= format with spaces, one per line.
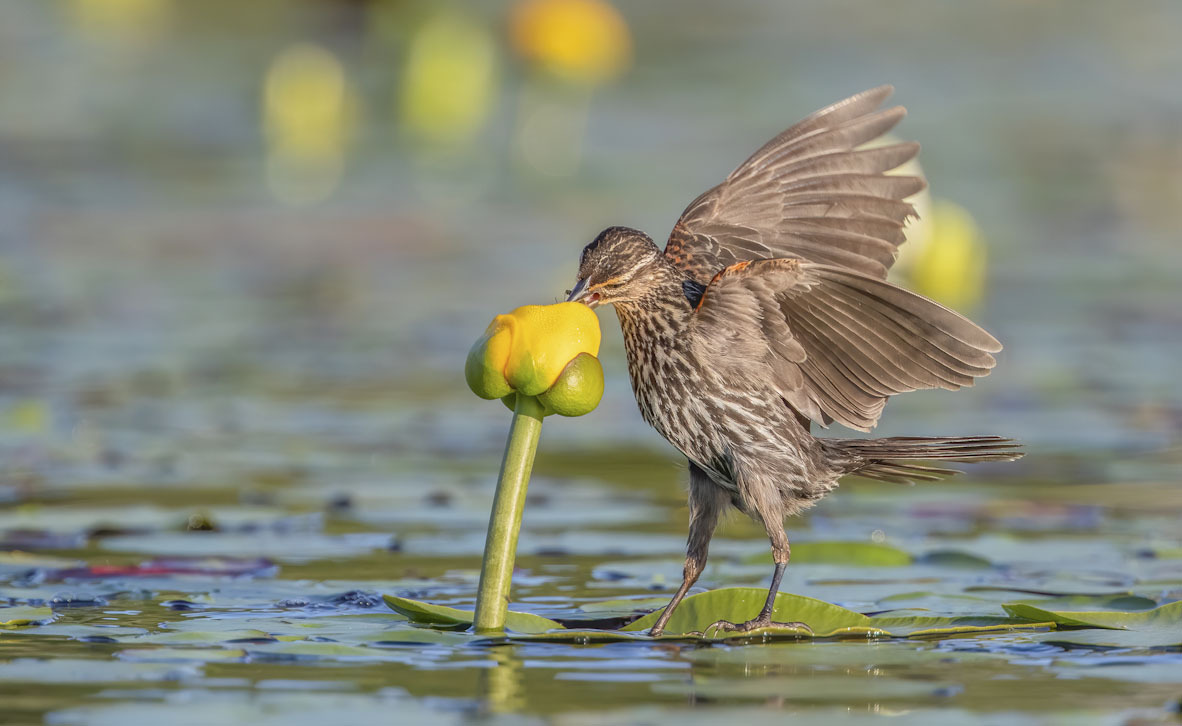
xmin=473 ymin=394 xmax=545 ymax=633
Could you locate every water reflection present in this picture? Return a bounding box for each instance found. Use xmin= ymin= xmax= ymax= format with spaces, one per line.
xmin=481 ymin=646 xmax=526 ymax=714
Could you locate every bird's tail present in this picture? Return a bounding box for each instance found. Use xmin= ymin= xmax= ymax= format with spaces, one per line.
xmin=822 ymin=436 xmax=1023 ymax=484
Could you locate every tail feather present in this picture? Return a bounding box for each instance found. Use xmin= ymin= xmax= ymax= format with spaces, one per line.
xmin=824 ymin=435 xmax=1023 ymax=484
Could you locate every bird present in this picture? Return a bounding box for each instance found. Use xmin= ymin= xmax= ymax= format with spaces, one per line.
xmin=564 ymin=86 xmax=1022 ymax=636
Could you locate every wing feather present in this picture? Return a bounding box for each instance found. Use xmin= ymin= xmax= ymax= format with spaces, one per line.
xmin=665 ymin=86 xmax=924 ymax=284
xmin=689 ymin=259 xmax=1001 ymax=431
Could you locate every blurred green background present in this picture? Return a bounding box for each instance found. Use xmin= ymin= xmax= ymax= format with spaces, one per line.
xmin=3 ymin=0 xmax=1180 ymax=464
xmin=2 ymin=1 xmax=1182 ymax=724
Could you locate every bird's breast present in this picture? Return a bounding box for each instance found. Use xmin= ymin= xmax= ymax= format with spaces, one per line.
xmin=617 ymin=305 xmax=811 ymax=486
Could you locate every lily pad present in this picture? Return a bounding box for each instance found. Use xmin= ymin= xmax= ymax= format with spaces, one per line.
xmin=1034 ymin=628 xmax=1181 ymax=649
xmin=56 ymin=556 xmax=277 ymax=579
xmin=245 ymin=641 xmax=416 ymax=661
xmin=382 ymin=594 xmax=564 ymax=634
xmin=1009 ymin=594 xmax=1158 ymax=611
xmin=1003 ymin=599 xmax=1182 ymax=645
xmin=652 ymin=674 xmax=963 ymax=702
xmin=621 ymin=588 xmax=1054 ymax=640
xmin=131 ymin=628 xmax=278 ymax=644
xmin=99 ymin=532 xmax=394 ymax=562
xmin=0 ymin=551 xmax=85 ymax=569
xmin=869 ymin=614 xmax=1053 ymax=637
xmin=623 ymin=588 xmax=880 ymax=637
xmin=914 ymin=549 xmax=996 ymax=569
xmin=117 ymin=647 xmax=248 ymax=662
xmin=0 ymin=505 xmax=310 ymax=535
xmin=1143 ymin=546 xmax=1182 ymax=559
xmin=0 ymin=606 xmax=55 ymax=627
xmin=0 ymin=658 xmax=200 ymax=683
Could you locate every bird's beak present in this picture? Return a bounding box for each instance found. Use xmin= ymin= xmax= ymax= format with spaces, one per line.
xmin=567 ymin=278 xmax=598 ymax=307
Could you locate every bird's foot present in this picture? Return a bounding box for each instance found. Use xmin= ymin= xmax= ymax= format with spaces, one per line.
xmin=705 ymin=615 xmax=812 ymax=635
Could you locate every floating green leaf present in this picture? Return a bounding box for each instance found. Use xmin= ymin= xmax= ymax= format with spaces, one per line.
xmin=1003 ymin=599 xmax=1182 ymax=646
xmin=914 ymin=549 xmax=995 ymax=569
xmin=132 ymin=628 xmax=278 ymax=645
xmin=0 ymin=551 xmax=84 ymax=569
xmin=245 ymin=641 xmax=411 ymax=661
xmin=1009 ymin=594 xmax=1158 ymax=611
xmin=382 ymin=594 xmax=563 ymax=634
xmin=117 ymin=647 xmax=247 ymax=662
xmin=619 ymin=588 xmax=1054 ymax=640
xmin=869 ymin=614 xmax=1053 ymax=637
xmin=623 ymin=588 xmax=880 ymax=637
xmin=0 ymin=606 xmax=55 ymax=628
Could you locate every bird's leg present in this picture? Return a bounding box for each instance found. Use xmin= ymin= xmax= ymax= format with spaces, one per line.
xmin=649 ymin=463 xmax=726 ymax=637
xmin=707 ymin=517 xmax=811 ymax=634
xmin=648 ymin=549 xmax=705 ymax=638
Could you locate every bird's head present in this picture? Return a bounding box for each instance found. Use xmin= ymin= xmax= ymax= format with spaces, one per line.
xmin=566 ymin=226 xmax=663 ymax=309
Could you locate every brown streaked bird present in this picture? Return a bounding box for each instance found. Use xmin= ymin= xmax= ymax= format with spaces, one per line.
xmin=566 ymin=86 xmax=1022 ymax=636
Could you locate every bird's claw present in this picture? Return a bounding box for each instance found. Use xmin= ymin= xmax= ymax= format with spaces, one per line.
xmin=704 ymin=616 xmax=812 ymax=636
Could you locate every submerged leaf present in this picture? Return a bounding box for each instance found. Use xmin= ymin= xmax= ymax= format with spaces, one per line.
xmin=505 ymin=629 xmax=648 ymax=644
xmin=869 ymin=614 xmax=1053 ymax=637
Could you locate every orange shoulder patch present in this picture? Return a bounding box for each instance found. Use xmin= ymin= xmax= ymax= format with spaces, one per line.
xmin=696 ymin=260 xmax=754 ymax=312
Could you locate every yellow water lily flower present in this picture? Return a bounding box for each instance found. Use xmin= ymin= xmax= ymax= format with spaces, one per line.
xmin=466 ymin=302 xmax=603 ymax=417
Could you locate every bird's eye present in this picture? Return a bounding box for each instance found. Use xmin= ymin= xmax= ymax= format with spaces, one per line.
xmin=564 ymin=289 xmax=572 ymax=297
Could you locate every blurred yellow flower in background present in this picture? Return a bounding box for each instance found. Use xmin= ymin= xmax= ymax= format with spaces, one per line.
xmin=507 ymin=0 xmax=631 ymax=177
xmin=876 ymin=136 xmax=988 ymax=311
xmin=907 ymin=200 xmax=987 ymax=311
xmin=66 ymin=0 xmax=171 ymax=50
xmin=400 ymin=11 xmax=499 ymax=148
xmin=264 ymin=44 xmax=354 ymax=158
xmin=262 ymin=43 xmax=359 ymax=205
xmin=510 ymin=0 xmax=632 ymax=84
xmin=6 ymin=400 xmax=49 ymax=435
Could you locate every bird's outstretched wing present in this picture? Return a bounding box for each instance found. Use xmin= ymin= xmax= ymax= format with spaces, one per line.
xmin=665 ymin=86 xmax=925 ymax=285
xmin=688 ymin=259 xmax=1000 ymax=431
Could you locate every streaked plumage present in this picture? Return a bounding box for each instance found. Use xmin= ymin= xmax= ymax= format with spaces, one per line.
xmin=566 ymin=87 xmax=1021 ymax=636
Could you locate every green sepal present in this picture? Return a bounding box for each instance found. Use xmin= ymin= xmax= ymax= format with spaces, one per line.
xmin=465 ymin=329 xmax=512 ymax=400
xmin=537 ymin=353 xmax=603 ymax=417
